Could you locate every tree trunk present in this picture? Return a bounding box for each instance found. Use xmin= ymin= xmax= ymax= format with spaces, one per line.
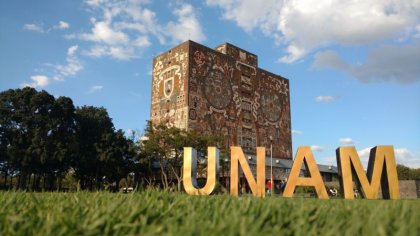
xmin=3 ymin=170 xmax=8 ymax=189
xmin=116 ymin=179 xmax=120 ymax=192
xmin=57 ymin=176 xmax=62 ymax=191
xmin=95 ymin=168 xmax=100 ymax=191
xmin=43 ymin=174 xmax=47 ymax=191
xmin=90 ymin=178 xmax=93 ymax=191
xmin=80 ymin=177 xmax=85 ymax=190
xmin=159 ymin=159 xmax=169 ymax=189
xmin=169 ymin=164 xmax=182 ymax=192
xmin=35 ymin=175 xmax=41 ymax=191
xmin=27 ymin=174 xmax=31 ymax=191
xmin=31 ymin=174 xmax=36 ymax=191
xmin=9 ymin=175 xmax=13 ymax=190
xmin=48 ymin=174 xmax=55 ymax=191
xmin=18 ymin=171 xmax=28 ymax=190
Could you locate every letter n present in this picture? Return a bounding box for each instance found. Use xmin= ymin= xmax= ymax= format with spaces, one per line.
xmin=183 ymin=147 xmax=219 ymax=195
xmin=336 ymin=146 xmax=400 ymax=199
xmin=283 ymin=146 xmax=329 ymax=199
xmin=230 ymin=147 xmax=265 ymax=197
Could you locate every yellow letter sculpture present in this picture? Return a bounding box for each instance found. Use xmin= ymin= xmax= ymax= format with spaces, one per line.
xmin=336 ymin=146 xmax=400 ymax=199
xmin=183 ymin=147 xmax=219 ymax=195
xmin=230 ymin=147 xmax=266 ymax=197
xmin=283 ymin=146 xmax=329 ymax=199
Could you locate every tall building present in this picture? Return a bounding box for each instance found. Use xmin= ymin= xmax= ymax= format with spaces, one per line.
xmin=150 ymin=40 xmax=292 ymax=160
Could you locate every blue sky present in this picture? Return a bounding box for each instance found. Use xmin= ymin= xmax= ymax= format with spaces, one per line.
xmin=1 ymin=0 xmax=419 ymax=167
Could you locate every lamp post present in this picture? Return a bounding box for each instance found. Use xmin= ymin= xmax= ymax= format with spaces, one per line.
xmin=224 ymin=158 xmax=229 ymax=189
xmin=269 ymin=135 xmax=273 ymax=196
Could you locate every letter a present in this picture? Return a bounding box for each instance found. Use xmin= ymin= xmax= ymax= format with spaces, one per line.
xmin=230 ymin=147 xmax=265 ymax=197
xmin=336 ymin=146 xmax=400 ymax=199
xmin=183 ymin=147 xmax=219 ymax=195
xmin=283 ymin=146 xmax=329 ymax=199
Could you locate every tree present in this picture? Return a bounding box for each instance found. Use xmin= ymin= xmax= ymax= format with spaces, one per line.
xmin=411 ymin=168 xmax=420 ymax=180
xmin=397 ymin=164 xmax=411 ymax=180
xmin=0 ymin=88 xmax=136 ymax=191
xmin=139 ymin=121 xmax=224 ymax=191
xmin=397 ymin=164 xmax=420 ymax=181
xmin=73 ymin=106 xmax=135 ymax=191
xmin=73 ymin=106 xmax=113 ymax=190
xmin=0 ymin=90 xmax=12 ymax=188
xmin=98 ymin=129 xmax=135 ymax=191
xmin=40 ymin=96 xmax=77 ymax=190
xmin=0 ymin=87 xmax=78 ymax=190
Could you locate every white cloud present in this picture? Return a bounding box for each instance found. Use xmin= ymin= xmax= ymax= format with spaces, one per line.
xmin=78 ymin=21 xmax=130 ymax=45
xmin=126 ymin=129 xmax=136 ymax=137
xmin=24 ymin=21 xmax=70 ymax=33
xmin=206 ymin=0 xmax=281 ymax=33
xmin=339 ymin=138 xmax=354 ymax=146
xmin=85 ymin=0 xmax=104 ymax=7
xmin=88 ymin=85 xmax=104 ymax=94
xmin=133 ymin=36 xmax=151 ymax=48
xmin=55 ymin=21 xmax=70 ymax=30
xmin=394 ymin=148 xmax=420 ymax=168
xmin=54 ymin=45 xmax=83 ymax=78
xmin=70 ymin=1 xmax=205 ymax=60
xmin=23 ymin=23 xmax=44 ymax=33
xmin=292 ymin=130 xmax=303 ymax=135
xmin=315 ymin=96 xmax=338 ymax=102
xmin=85 ymin=45 xmax=108 ymax=58
xmin=355 ymin=147 xmax=371 ymax=169
xmin=84 ymin=45 xmax=136 ymax=60
xmin=164 ymin=4 xmax=206 ymax=43
xmin=21 ymin=75 xmax=50 ymax=88
xmin=67 ymin=45 xmax=78 ymax=56
xmin=109 ymin=46 xmax=135 ymax=60
xmin=415 ymin=24 xmax=420 ymax=38
xmin=22 ymin=45 xmax=83 ymax=87
xmin=311 ymin=145 xmax=326 ymax=152
xmin=313 ymin=42 xmax=420 ymax=84
xmin=31 ymin=75 xmax=49 ymax=87
xmin=206 ymin=0 xmax=420 ymax=79
xmin=313 ymin=50 xmax=346 ymax=71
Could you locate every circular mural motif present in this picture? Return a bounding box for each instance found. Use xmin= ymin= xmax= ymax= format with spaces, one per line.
xmin=189 ymin=108 xmax=197 ymax=120
xmin=204 ymin=69 xmax=232 ymax=109
xmin=260 ymin=93 xmax=282 ymax=122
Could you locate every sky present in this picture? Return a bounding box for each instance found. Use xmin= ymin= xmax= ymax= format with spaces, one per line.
xmin=1 ymin=0 xmax=419 ymax=168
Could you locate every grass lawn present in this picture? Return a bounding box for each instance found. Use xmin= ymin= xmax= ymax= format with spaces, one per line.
xmin=0 ymin=190 xmax=418 ymax=235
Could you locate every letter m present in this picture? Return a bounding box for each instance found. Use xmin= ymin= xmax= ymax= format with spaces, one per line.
xmin=336 ymin=146 xmax=400 ymax=199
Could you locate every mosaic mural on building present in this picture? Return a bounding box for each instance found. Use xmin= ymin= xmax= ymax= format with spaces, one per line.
xmin=151 ymin=43 xmax=189 ymax=130
xmin=151 ymin=41 xmax=292 ymax=160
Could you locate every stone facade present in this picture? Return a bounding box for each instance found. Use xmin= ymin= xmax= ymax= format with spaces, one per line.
xmin=151 ymin=41 xmax=292 ymax=160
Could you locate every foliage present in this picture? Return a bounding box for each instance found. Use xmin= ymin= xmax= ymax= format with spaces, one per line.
xmin=73 ymin=106 xmax=135 ymax=190
xmin=397 ymin=164 xmax=420 ymax=180
xmin=0 ymin=88 xmax=226 ymax=192
xmin=0 ymin=87 xmax=77 ymax=190
xmin=138 ymin=121 xmax=224 ymax=191
xmin=0 ymin=190 xmax=419 ymax=235
xmin=0 ymin=88 xmax=135 ymax=191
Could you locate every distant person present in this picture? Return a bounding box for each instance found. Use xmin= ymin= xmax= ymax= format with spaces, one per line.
xmin=328 ymin=188 xmax=334 ymax=196
xmin=281 ymin=179 xmax=287 ymax=193
xmin=275 ymin=181 xmax=281 ymax=194
xmin=267 ymin=180 xmax=272 ymax=195
xmin=354 ymin=189 xmax=359 ymax=198
xmin=241 ymin=183 xmax=246 ymax=194
xmin=332 ymin=188 xmax=338 ymax=196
